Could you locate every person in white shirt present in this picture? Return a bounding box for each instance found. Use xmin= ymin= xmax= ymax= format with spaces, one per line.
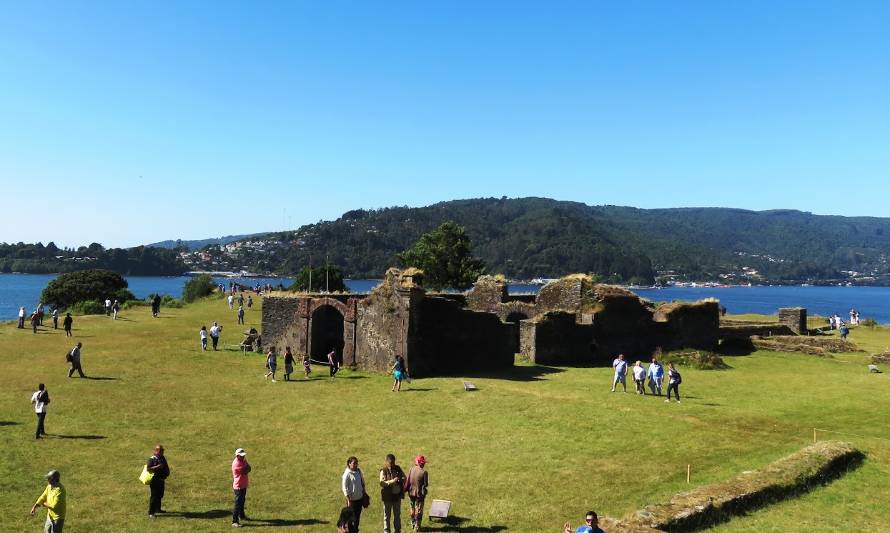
xmin=611 ymin=354 xmax=628 ymax=393
xmin=105 ymin=298 xmax=112 ymax=316
xmin=199 ymin=326 xmax=208 ymax=351
xmin=18 ymin=306 xmax=26 ymax=328
xmin=342 ymin=456 xmax=366 ymax=532
xmin=227 ymin=294 xmax=234 ymax=310
xmin=31 ymin=384 xmax=50 ymax=439
xmin=209 ymin=322 xmax=222 ymax=351
xmin=632 ymin=361 xmax=647 ymax=395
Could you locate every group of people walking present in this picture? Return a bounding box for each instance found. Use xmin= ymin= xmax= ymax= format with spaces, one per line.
xmin=611 ymin=354 xmax=682 ymax=403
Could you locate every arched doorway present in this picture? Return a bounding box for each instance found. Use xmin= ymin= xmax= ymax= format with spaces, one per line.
xmin=506 ymin=312 xmax=528 ymax=355
xmin=310 ymin=305 xmax=345 ymax=365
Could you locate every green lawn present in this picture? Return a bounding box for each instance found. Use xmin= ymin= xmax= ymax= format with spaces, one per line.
xmin=2 ymin=296 xmax=889 ymax=532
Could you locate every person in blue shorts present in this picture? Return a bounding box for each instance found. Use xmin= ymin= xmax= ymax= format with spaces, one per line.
xmin=390 ymin=355 xmax=407 ymax=392
xmin=564 ymin=510 xmax=605 ymax=533
xmin=611 ymin=354 xmax=628 ymax=393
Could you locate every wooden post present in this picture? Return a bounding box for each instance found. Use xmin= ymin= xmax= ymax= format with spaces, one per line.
xmin=687 ymin=464 xmax=691 ymax=484
xmin=813 ymin=428 xmax=817 ymax=443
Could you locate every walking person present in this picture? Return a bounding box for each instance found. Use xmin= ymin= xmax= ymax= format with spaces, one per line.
xmin=105 ymin=298 xmax=112 ymax=316
xmin=63 ymin=313 xmax=73 ymax=337
xmin=52 ymin=308 xmax=59 ymax=329
xmin=283 ymin=347 xmax=295 ymax=381
xmin=152 ymin=294 xmax=161 ymax=317
xmin=210 ymin=322 xmax=221 ymax=351
xmin=199 ymin=326 xmax=208 ymax=351
xmin=632 ymin=360 xmax=646 ymax=395
xmin=611 ymin=354 xmax=628 ymax=392
xmin=231 ymin=448 xmax=251 ymax=527
xmin=247 ymin=295 xmax=253 ymax=309
xmin=228 ymin=294 xmax=234 ymax=310
xmin=303 ymin=353 xmax=312 ymax=379
xmin=30 ymin=470 xmax=66 ymax=533
xmin=647 ymin=357 xmax=664 ymax=396
xmin=18 ymin=306 xmax=26 ymax=328
xmin=237 ymin=305 xmax=245 ymax=325
xmin=67 ymin=342 xmax=86 ymax=378
xmin=328 ymin=349 xmax=339 ymax=378
xmin=405 ymin=455 xmax=429 ymax=532
xmin=380 ymin=454 xmax=406 ymax=533
xmin=31 ymin=383 xmax=50 ymax=439
xmin=390 ymin=355 xmax=407 ymax=392
xmin=147 ymin=445 xmax=170 ymax=518
xmin=112 ymin=300 xmax=120 ymax=320
xmin=342 ymin=456 xmax=367 ymax=533
xmin=264 ymin=346 xmax=278 ymax=382
xmin=31 ymin=311 xmax=40 ymax=333
xmin=665 ymin=362 xmax=682 ymax=403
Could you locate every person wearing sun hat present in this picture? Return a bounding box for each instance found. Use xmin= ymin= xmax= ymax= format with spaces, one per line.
xmin=231 ymin=448 xmax=252 ymax=527
xmin=30 ymin=470 xmax=66 ymax=532
xmin=404 ymin=455 xmax=429 ymax=532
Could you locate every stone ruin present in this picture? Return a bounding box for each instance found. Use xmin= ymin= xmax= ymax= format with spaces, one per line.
xmin=262 ymin=269 xmax=722 ymax=377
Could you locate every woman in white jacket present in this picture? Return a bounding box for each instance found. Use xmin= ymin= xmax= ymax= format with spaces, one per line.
xmin=342 ymin=456 xmax=366 ymax=531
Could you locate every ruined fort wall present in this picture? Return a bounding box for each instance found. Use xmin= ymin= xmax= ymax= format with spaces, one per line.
xmin=354 ymin=286 xmax=413 ymax=373
xmin=525 ymin=312 xmax=595 ymax=365
xmin=410 ymin=296 xmax=514 ymax=376
xmin=262 ymin=297 xmax=308 ymax=354
xmin=653 ymin=300 xmax=720 ymax=351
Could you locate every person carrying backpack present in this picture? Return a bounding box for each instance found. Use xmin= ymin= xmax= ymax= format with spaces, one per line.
xmin=31 ymin=384 xmax=50 ymax=439
xmin=665 ymin=362 xmax=682 ymax=403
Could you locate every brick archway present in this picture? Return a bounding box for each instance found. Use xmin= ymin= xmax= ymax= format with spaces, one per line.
xmin=305 ymin=297 xmax=357 ymax=366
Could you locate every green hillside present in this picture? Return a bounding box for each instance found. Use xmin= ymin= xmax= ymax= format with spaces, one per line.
xmin=216 ymin=198 xmax=890 ymax=284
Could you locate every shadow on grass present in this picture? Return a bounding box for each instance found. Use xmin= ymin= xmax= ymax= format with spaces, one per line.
xmin=163 ymin=509 xmax=229 ymax=519
xmin=249 ymin=518 xmax=328 ymax=527
xmin=85 ymin=376 xmax=119 ymax=381
xmin=55 ymin=434 xmax=106 ymax=440
xmin=462 ymin=365 xmax=564 ymax=382
xmin=426 ymin=516 xmax=508 ymax=532
xmin=337 ymin=375 xmax=368 ymax=380
xmin=0 ymin=421 xmax=21 ymax=426
xmin=400 ymin=388 xmax=436 ymax=392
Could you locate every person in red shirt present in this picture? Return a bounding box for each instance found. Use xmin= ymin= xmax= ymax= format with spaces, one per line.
xmin=231 ymin=448 xmax=252 ymax=527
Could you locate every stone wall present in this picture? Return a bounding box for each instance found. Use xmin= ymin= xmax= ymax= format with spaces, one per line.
xmin=355 ymin=280 xmax=417 ymax=373
xmin=779 ymin=307 xmax=808 ymax=335
xmin=653 ymin=300 xmax=720 ymax=351
xmin=523 ymin=312 xmax=595 ymax=365
xmin=261 ymin=297 xmax=305 ymax=354
xmin=410 ymin=296 xmax=515 ymax=376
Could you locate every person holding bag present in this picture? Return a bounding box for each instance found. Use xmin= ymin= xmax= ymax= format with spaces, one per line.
xmin=404 ymin=455 xmax=429 ymax=532
xmin=146 ymin=445 xmax=170 ymax=518
xmin=342 ymin=456 xmax=367 ymax=532
xmin=379 ymin=454 xmax=406 ymax=533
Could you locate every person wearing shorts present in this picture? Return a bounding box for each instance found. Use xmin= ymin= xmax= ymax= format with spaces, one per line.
xmin=611 ymin=354 xmax=628 ymax=392
xmin=264 ymin=347 xmax=277 ymax=382
xmin=303 ymin=353 xmax=312 ymax=378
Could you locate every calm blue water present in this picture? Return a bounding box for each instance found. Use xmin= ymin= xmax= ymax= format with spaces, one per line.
xmin=2 ymin=273 xmax=888 ymax=323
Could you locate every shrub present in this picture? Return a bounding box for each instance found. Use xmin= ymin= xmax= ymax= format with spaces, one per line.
xmin=161 ymin=295 xmax=185 ymax=308
xmin=861 ymin=318 xmax=878 ymax=328
xmin=183 ymin=274 xmax=216 ymax=303
xmin=662 ymin=350 xmax=730 ymax=370
xmin=121 ymin=300 xmax=148 ymax=310
xmin=40 ymin=269 xmax=134 ymax=308
xmin=68 ymin=300 xmax=106 ymax=315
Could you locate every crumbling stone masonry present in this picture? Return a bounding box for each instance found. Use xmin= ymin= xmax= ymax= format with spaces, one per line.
xmin=263 ymin=269 xmax=724 ymax=376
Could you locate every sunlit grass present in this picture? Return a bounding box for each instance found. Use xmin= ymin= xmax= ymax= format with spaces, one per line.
xmin=2 ymin=296 xmax=889 ymax=531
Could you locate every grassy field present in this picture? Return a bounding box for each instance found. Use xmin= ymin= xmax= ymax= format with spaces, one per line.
xmin=2 ymin=295 xmax=890 ymax=532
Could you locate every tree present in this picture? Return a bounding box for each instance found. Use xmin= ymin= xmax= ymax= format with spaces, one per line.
xmin=289 ymin=265 xmax=347 ymax=293
xmin=40 ymin=269 xmax=134 ymax=309
xmin=183 ymin=274 xmax=216 ymax=302
xmin=397 ymin=221 xmax=485 ymax=290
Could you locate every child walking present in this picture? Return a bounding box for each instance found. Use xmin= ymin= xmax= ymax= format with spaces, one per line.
xmin=265 ymin=347 xmax=278 ymax=382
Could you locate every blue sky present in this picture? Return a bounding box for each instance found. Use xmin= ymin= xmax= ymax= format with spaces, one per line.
xmin=2 ymin=1 xmax=889 ymax=248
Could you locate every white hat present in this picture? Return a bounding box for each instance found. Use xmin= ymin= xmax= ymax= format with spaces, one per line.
xmin=235 ymin=448 xmax=246 ymax=457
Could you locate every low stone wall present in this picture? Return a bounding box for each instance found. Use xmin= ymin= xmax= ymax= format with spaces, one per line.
xmin=603 ymin=441 xmax=863 ymax=532
xmin=654 ymin=300 xmax=720 ymax=351
xmin=261 ymin=297 xmax=303 ymax=353
xmin=751 ymin=335 xmax=862 ymax=356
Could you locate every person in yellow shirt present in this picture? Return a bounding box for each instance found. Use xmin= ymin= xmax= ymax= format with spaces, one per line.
xmin=30 ymin=470 xmax=66 ymax=532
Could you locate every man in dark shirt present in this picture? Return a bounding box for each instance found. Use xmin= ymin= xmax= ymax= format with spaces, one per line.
xmin=63 ymin=313 xmax=73 ymax=337
xmin=147 ymin=445 xmax=170 ymax=518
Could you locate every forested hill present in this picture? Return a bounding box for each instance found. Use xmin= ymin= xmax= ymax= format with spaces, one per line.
xmin=211 ymin=198 xmax=890 ymax=285
xmin=0 ymin=242 xmax=185 ymax=276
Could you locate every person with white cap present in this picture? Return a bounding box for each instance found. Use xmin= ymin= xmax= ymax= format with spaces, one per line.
xmin=231 ymin=448 xmax=251 ymax=527
xmin=30 ymin=469 xmax=66 ymax=532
